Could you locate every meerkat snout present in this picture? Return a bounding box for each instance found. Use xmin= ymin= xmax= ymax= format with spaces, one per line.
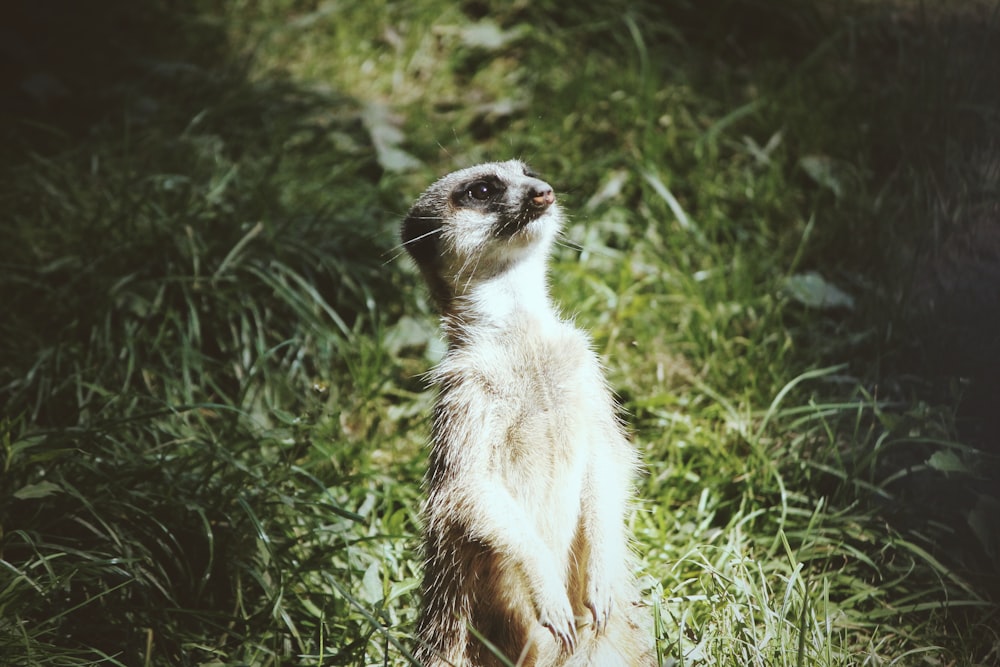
xmin=494 ymin=174 xmax=556 ymax=237
xmin=531 ymin=185 xmax=556 ymax=208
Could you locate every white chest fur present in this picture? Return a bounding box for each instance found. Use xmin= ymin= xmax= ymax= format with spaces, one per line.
xmin=435 ymin=316 xmax=606 ymax=551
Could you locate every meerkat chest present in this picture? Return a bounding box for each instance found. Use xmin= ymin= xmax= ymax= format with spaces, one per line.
xmin=452 ymin=324 xmax=608 ymax=479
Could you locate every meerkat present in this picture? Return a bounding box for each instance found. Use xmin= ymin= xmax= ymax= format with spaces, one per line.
xmin=402 ymin=160 xmax=655 ymax=667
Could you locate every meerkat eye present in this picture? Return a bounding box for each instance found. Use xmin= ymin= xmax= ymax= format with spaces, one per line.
xmin=468 ymin=180 xmax=498 ymax=201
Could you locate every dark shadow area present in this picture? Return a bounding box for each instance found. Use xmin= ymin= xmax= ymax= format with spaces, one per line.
xmin=691 ymin=1 xmax=1000 ymax=451
xmin=0 ymin=0 xmax=397 ymax=426
xmin=852 ymin=8 xmax=1000 ymax=455
xmin=1 ymin=1 xmax=401 ymax=663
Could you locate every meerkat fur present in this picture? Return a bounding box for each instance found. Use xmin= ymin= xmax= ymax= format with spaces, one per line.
xmin=402 ymin=160 xmax=655 ymax=666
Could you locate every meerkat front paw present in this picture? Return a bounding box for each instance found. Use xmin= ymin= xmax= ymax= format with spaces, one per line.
xmin=585 ymin=578 xmax=615 ymax=633
xmin=536 ymin=588 xmax=577 ymax=652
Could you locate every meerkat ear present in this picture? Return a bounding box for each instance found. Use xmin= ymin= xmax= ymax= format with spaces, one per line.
xmin=401 ymin=212 xmax=442 ymax=268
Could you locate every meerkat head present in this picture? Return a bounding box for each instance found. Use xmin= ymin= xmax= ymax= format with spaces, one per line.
xmin=401 ymin=160 xmax=561 ymax=310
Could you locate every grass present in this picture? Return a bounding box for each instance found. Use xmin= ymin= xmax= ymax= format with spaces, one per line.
xmin=2 ymin=0 xmax=999 ymax=664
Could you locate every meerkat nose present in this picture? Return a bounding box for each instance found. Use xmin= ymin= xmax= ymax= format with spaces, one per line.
xmin=531 ymin=186 xmax=555 ymax=208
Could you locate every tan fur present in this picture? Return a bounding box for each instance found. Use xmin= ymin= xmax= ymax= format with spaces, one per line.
xmin=402 ymin=160 xmax=654 ymax=666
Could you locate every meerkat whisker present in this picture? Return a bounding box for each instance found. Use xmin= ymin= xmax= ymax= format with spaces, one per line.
xmin=383 ymin=227 xmax=445 ymax=265
xmin=400 ymin=226 xmax=444 ymax=246
xmin=554 ymin=237 xmax=585 ymax=252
